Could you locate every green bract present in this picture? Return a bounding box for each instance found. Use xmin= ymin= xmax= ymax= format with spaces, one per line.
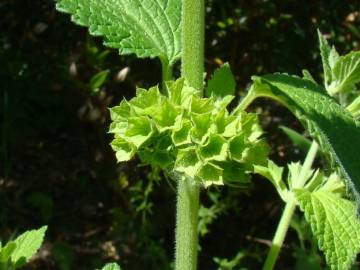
xmin=109 ymin=79 xmax=268 ymax=187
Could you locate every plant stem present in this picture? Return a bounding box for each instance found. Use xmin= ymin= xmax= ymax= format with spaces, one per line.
xmin=175 ymin=177 xmax=200 ymax=270
xmin=181 ymin=0 xmax=205 ymax=93
xmin=262 ymin=201 xmax=297 ymax=270
xmin=233 ymin=88 xmax=258 ymax=114
xmin=160 ymin=57 xmax=172 ymax=82
xmin=174 ymin=1 xmax=204 ymax=270
xmin=262 ymin=141 xmax=319 ymax=270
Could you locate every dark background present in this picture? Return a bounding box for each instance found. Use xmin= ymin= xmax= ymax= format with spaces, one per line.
xmin=0 ymin=0 xmax=359 ymax=269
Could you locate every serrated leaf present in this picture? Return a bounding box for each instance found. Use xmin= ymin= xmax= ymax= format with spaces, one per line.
xmin=56 ymin=0 xmax=181 ymax=64
xmin=328 ymin=51 xmax=360 ymax=95
xmin=279 ymin=125 xmax=312 ymax=154
xmin=206 ymin=63 xmax=236 ymax=98
xmin=11 ymin=226 xmax=47 ymax=267
xmin=302 ymin=69 xmax=316 ymax=83
xmin=251 ymin=74 xmax=360 ymax=200
xmin=101 ymin=262 xmax=121 ymax=270
xmin=329 ymin=46 xmax=340 ymax=69
xmin=318 ymin=30 xmax=332 ymax=87
xmin=295 ymin=189 xmax=360 ymax=270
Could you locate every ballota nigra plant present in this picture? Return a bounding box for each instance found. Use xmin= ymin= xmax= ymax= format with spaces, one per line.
xmin=38 ymin=0 xmax=360 ymax=269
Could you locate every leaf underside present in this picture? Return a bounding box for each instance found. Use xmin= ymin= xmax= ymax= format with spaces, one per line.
xmin=295 ymin=189 xmax=360 ymax=270
xmin=252 ymin=74 xmax=360 ymax=202
xmin=56 ymin=0 xmax=181 ymax=64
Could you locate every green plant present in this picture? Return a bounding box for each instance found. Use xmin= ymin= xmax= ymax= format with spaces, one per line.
xmin=56 ymin=1 xmax=360 ymax=269
xmin=0 ymin=226 xmax=47 ymax=270
xmin=100 ymin=262 xmax=122 ymax=270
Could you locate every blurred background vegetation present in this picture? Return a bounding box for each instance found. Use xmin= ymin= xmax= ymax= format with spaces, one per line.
xmin=0 ymin=0 xmax=359 ymax=269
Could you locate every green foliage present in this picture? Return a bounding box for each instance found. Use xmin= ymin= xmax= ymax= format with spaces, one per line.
xmin=318 ymin=31 xmax=360 ymax=96
xmin=109 ymin=78 xmax=268 ymax=186
xmin=198 ymin=192 xmax=227 ymax=237
xmin=295 ymin=189 xmax=360 ymax=270
xmin=254 ymin=160 xmax=289 ymax=202
xmin=257 ymin=159 xmax=360 ymax=269
xmin=279 ymin=126 xmax=312 ymax=154
xmin=3 ymin=0 xmax=360 ymax=269
xmin=0 ymin=226 xmax=47 ymax=269
xmin=328 ymin=51 xmax=360 ymax=95
xmin=251 ymin=74 xmax=360 ymax=199
xmin=100 ymin=262 xmax=121 ymax=270
xmin=206 ymin=63 xmax=236 ymax=98
xmin=213 ymin=251 xmax=246 ymax=270
xmin=90 ymin=70 xmax=110 ymax=94
xmin=291 ymin=214 xmax=323 ymax=270
xmin=56 ymin=0 xmax=181 ymax=65
xmin=347 ymin=95 xmax=360 ymax=120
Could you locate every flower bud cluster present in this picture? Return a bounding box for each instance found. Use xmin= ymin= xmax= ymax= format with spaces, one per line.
xmin=109 ymin=79 xmax=268 ymax=186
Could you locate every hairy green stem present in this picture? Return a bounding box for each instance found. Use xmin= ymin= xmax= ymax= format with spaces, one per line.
xmin=181 ymin=0 xmax=205 ymax=93
xmin=262 ymin=141 xmax=319 ymax=270
xmin=174 ymin=1 xmax=204 ymax=270
xmin=175 ymin=178 xmax=200 ymax=270
xmin=262 ymin=201 xmax=297 ymax=270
